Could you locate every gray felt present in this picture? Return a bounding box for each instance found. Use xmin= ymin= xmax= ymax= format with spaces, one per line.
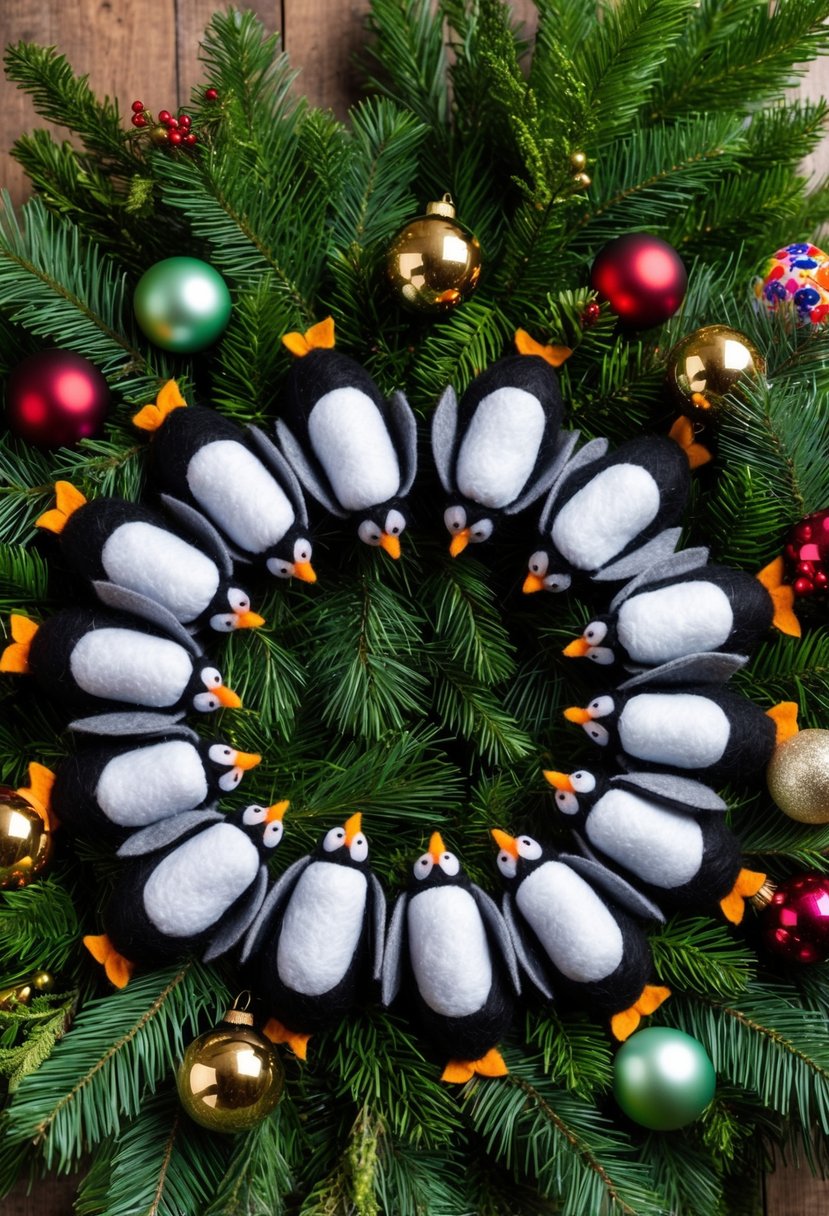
xmin=116 ymin=809 xmax=223 ymax=858
xmin=274 ymin=419 xmax=347 ymax=517
xmin=608 ymin=546 xmax=710 ymax=612
xmin=91 ymin=582 xmax=201 ymax=655
xmin=160 ymin=494 xmax=234 ymax=578
xmin=240 ymin=855 xmax=312 ymax=962
xmin=504 ymin=428 xmax=581 ymax=517
xmin=248 ymin=425 xmax=311 ymax=527
xmin=369 ymin=872 xmax=387 ymax=982
xmin=471 ymin=883 xmax=521 ymax=994
xmin=593 ymin=527 xmax=683 ymax=582
xmin=388 ymin=390 xmax=418 ymax=498
xmin=619 ymin=652 xmax=748 ymax=690
xmin=430 ymin=385 xmax=458 ymax=494
xmin=537 ymin=436 xmax=609 ymax=534
xmin=613 ymin=771 xmax=728 ymax=813
xmin=558 ymin=853 xmax=665 ymax=922
xmin=380 ymin=891 xmax=408 ymax=1006
xmin=202 ymin=864 xmax=269 ymax=961
xmin=68 ymin=712 xmax=194 ymax=738
xmin=501 ymin=892 xmax=554 ymax=1000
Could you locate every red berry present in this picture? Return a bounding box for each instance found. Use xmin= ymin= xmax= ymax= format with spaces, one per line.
xmin=179 ymin=114 xmax=191 ymax=129
xmin=184 ymin=133 xmax=198 ymax=146
xmin=131 ymin=100 xmax=145 ymax=113
xmin=158 ymin=109 xmax=172 ymax=124
xmin=204 ymin=88 xmax=219 ymax=102
xmin=131 ymin=114 xmax=148 ymax=128
xmin=167 ymin=117 xmax=179 ymax=129
xmin=794 ymin=577 xmax=814 ymax=596
xmin=167 ymin=130 xmax=183 ymax=146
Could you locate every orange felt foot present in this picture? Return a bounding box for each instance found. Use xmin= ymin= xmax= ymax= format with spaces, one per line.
xmin=610 ymin=984 xmax=671 ymax=1041
xmin=669 ymin=416 xmax=712 ymax=470
xmin=1 ymin=615 xmax=39 ymax=674
xmin=17 ymin=762 xmax=57 ymax=829
xmin=36 ymin=481 xmax=88 ymax=534
xmin=767 ymin=701 xmax=799 ymax=744
xmin=282 ymin=316 xmax=335 ymax=358
xmin=83 ymin=934 xmax=134 ymax=989
xmin=719 ymin=867 xmax=768 ymax=925
xmin=263 ymin=1017 xmax=310 ymax=1061
xmin=514 ymin=327 xmax=573 ymax=368
xmin=756 ymin=557 xmax=801 ymax=638
xmin=441 ymin=1047 xmax=508 ymax=1084
xmin=132 ymin=380 xmax=187 ymax=432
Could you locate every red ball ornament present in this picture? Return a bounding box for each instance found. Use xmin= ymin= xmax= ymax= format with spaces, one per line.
xmin=590 ymin=233 xmax=687 ymax=329
xmin=5 ymin=350 xmax=110 ymax=449
xmin=784 ymin=509 xmax=829 ymax=598
xmin=761 ymin=874 xmax=829 ymax=964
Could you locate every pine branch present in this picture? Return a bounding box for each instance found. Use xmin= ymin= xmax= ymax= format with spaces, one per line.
xmin=649 ymin=916 xmax=756 ymax=999
xmin=0 ymin=879 xmax=81 ymax=978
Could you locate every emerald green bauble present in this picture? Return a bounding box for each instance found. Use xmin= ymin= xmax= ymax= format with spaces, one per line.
xmin=613 ymin=1027 xmax=716 ymax=1130
xmin=133 ymin=257 xmax=232 ymax=352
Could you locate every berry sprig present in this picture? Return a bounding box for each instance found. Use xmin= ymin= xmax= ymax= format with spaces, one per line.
xmin=129 ymin=100 xmax=198 ymax=148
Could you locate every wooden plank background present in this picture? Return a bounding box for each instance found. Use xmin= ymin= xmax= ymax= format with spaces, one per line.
xmin=1 ymin=1 xmax=828 ymax=1212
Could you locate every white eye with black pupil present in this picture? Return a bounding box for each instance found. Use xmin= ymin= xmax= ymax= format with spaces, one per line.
xmin=323 ymin=827 xmax=346 ymax=852
xmin=589 ymin=696 xmax=614 ymax=718
xmin=243 ymin=805 xmax=267 ymax=826
xmin=529 ymin=550 xmax=549 ymax=577
xmin=193 ymin=692 xmax=219 ymax=713
xmin=384 ymin=509 xmax=406 ymax=536
xmin=516 ymin=837 xmax=542 ymax=860
xmin=208 ymin=745 xmax=234 ymax=763
xmin=350 ymin=834 xmax=368 ymax=863
xmin=588 ymin=723 xmax=610 ymax=746
xmin=444 ymin=506 xmax=467 ymax=533
xmin=470 ymin=519 xmax=493 ymax=543
xmin=218 ymin=770 xmax=241 ymax=791
xmin=584 ymin=621 xmax=607 ymax=644
xmin=556 ymin=790 xmax=579 ymax=815
xmin=496 ymin=851 xmax=517 ymax=879
xmin=210 ymin=614 xmax=236 ymax=633
xmin=293 ymin=539 xmax=311 ymax=562
xmin=200 ymin=667 xmax=222 ymax=688
xmin=588 ymin=647 xmax=615 ymax=666
xmin=570 ymin=771 xmax=596 ymax=793
xmin=263 ymin=820 xmax=283 ymax=848
xmin=228 ymin=589 xmax=250 ymax=613
xmin=266 ymin=557 xmax=292 ymax=579
xmin=414 ymin=854 xmax=434 ymax=879
xmin=439 ymin=852 xmax=460 ymax=876
xmin=358 ymin=520 xmax=382 ymax=546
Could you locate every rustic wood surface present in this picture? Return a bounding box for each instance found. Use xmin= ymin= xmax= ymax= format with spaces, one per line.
xmin=1 ymin=1 xmax=828 ymax=1212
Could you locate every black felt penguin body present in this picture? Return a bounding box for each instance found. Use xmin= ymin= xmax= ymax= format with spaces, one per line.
xmin=134 ymin=385 xmax=316 ymax=583
xmin=84 ymin=801 xmax=288 ymax=985
xmin=37 ymin=482 xmax=264 ymax=635
xmin=543 ymin=767 xmax=767 ymax=923
xmin=523 ymin=435 xmax=689 ymax=594
xmin=562 ymin=549 xmax=774 ymax=672
xmin=1 ymin=608 xmax=241 ymax=722
xmin=276 ymin=322 xmax=417 ymax=558
xmin=241 ymin=814 xmax=385 ymax=1060
xmin=492 ymin=830 xmax=669 ymax=1040
xmin=431 ymin=353 xmax=565 ymax=555
xmin=381 ymin=832 xmax=519 ymax=1081
xmin=51 ymin=723 xmax=262 ymax=840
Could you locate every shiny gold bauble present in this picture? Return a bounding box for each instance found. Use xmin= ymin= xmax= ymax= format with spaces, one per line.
xmin=666 ymin=325 xmax=765 ymax=421
xmin=0 ymin=788 xmax=52 ymax=889
xmin=177 ymin=1008 xmax=284 ymax=1133
xmin=385 ymin=194 xmax=482 ymax=314
xmin=767 ymin=728 xmax=829 ymax=823
xmin=572 ymin=172 xmax=592 ymax=191
xmin=570 ymin=150 xmax=587 ymax=173
xmin=0 ymin=971 xmax=55 ymax=1010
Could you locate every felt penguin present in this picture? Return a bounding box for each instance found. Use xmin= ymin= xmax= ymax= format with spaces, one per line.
xmin=562 ymin=656 xmax=799 ymax=783
xmin=491 ymin=829 xmax=669 ymax=1040
xmin=241 ymin=813 xmax=385 ymax=1061
xmin=133 ymin=381 xmax=316 ymax=583
xmin=46 ymin=723 xmax=261 ymax=841
xmin=36 ymin=481 xmax=265 ymax=635
xmin=562 ymin=549 xmax=800 ymax=673
xmin=522 ymin=435 xmax=690 ymax=594
xmin=543 ymin=767 xmax=767 ymax=923
xmin=431 ymin=337 xmax=566 ymax=556
xmin=83 ymin=800 xmax=288 ymax=987
xmin=0 ymin=607 xmax=242 ymax=723
xmin=276 ymin=318 xmax=418 ymax=558
xmin=381 ymin=832 xmax=519 ymax=1082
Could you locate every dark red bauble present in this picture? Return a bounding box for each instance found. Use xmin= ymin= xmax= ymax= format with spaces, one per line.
xmin=784 ymin=509 xmax=829 ymax=598
xmin=590 ymin=233 xmax=687 ymax=329
xmin=5 ymin=350 xmax=110 ymax=449
xmin=761 ymin=874 xmax=829 ymax=964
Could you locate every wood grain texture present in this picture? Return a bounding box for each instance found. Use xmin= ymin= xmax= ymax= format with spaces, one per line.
xmin=176 ymin=0 xmax=281 ymax=106
xmin=283 ymin=0 xmax=372 ymax=115
xmin=765 ymin=1156 xmax=829 ymax=1216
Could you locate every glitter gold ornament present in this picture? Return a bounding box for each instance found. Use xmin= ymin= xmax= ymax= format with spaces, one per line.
xmin=0 ymin=971 xmax=55 ymax=1010
xmin=177 ymin=999 xmax=284 ymax=1133
xmin=0 ymin=788 xmax=52 ymax=889
xmin=666 ymin=325 xmax=765 ymax=422
xmin=766 ymin=728 xmax=829 ymax=823
xmin=385 ymin=195 xmax=482 ymax=314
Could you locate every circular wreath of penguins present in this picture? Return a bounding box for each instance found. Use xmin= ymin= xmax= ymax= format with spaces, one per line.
xmin=1 ymin=316 xmax=802 ymax=1084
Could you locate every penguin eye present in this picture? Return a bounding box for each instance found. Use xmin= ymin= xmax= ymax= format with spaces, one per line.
xmin=293 ymin=539 xmax=312 ymax=563
xmin=267 ymin=557 xmax=293 ymax=579
xmin=588 ymin=647 xmax=615 ymax=666
xmin=413 ymin=853 xmax=434 ymax=880
xmin=444 ymin=506 xmax=467 ymax=533
xmin=209 ymin=744 xmax=235 ymax=764
xmin=589 ymin=696 xmax=614 ymax=719
xmin=570 ymin=771 xmax=596 ymax=793
xmin=243 ymin=805 xmax=268 ymax=826
xmin=516 ymin=836 xmax=542 ymax=860
xmin=556 ymin=790 xmax=579 ymax=815
xmin=439 ymin=851 xmax=460 ymax=876
xmin=470 ymin=519 xmax=493 ymax=544
xmin=349 ymin=834 xmax=369 ymax=863
xmin=218 ymin=769 xmax=242 ymax=791
xmin=193 ymin=692 xmax=219 ymax=713
xmin=323 ymin=827 xmax=346 ymax=853
xmin=200 ymin=667 xmax=223 ymax=689
xmin=544 ymin=572 xmax=571 ymax=593
xmin=384 ymin=509 xmax=406 ymax=536
xmin=529 ymin=550 xmax=549 ymax=577
xmin=228 ymin=589 xmax=250 ymax=613
xmin=209 ymin=614 xmax=236 ymax=633
xmin=358 ymin=520 xmax=382 ymax=546
xmin=586 ymin=723 xmax=610 ymax=746
xmin=584 ymin=621 xmax=607 ymax=645
xmin=263 ymin=820 xmax=284 ymax=848
xmin=496 ymin=851 xmax=517 ymax=879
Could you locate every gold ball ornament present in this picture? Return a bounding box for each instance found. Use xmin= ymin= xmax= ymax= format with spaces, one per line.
xmin=385 ymin=194 xmax=482 ymax=314
xmin=666 ymin=325 xmax=765 ymax=422
xmin=0 ymin=788 xmax=52 ymax=889
xmin=572 ymin=172 xmax=592 ymax=191
xmin=0 ymin=971 xmax=55 ymax=1010
xmin=569 ymin=151 xmax=587 ymax=173
xmin=177 ymin=1004 xmax=284 ymax=1133
xmin=767 ymin=728 xmax=829 ymax=824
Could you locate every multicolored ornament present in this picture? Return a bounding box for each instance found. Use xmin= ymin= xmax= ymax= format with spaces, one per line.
xmin=756 ymin=243 xmax=829 ymax=324
xmin=385 ymin=195 xmax=482 ymax=314
xmin=784 ymin=509 xmax=829 ymax=597
xmin=613 ymin=1027 xmax=716 ymax=1130
xmin=590 ymin=233 xmax=687 ymax=329
xmin=665 ymin=325 xmax=765 ymax=421
xmin=177 ymin=998 xmax=284 ymax=1132
xmin=760 ymin=873 xmax=829 ymax=964
xmin=766 ymin=729 xmax=829 ymax=824
xmin=133 ymin=257 xmax=232 ymax=352
xmin=0 ymin=971 xmax=55 ymax=1010
xmin=5 ymin=350 xmax=110 ymax=449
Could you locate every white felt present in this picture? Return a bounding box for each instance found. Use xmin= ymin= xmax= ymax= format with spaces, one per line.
xmin=69 ymin=629 xmax=192 ymax=707
xmin=186 ymin=441 xmax=294 ymax=553
xmin=586 ymin=788 xmax=704 ymax=887
xmin=101 ymin=523 xmax=219 ymax=623
xmin=407 ymin=886 xmax=492 ymax=1017
xmin=516 ymin=863 xmax=623 ymax=982
xmin=308 ymin=388 xmax=401 ymax=510
xmin=96 ymin=740 xmax=208 ymax=827
xmin=456 ymin=388 xmax=545 ymax=508
xmin=143 ymin=822 xmax=259 ymax=936
xmin=617 ymin=581 xmax=733 ymax=665
xmin=551 ymin=465 xmax=660 ymax=570
xmin=276 ymin=862 xmax=367 ymax=995
xmin=618 ymin=693 xmax=730 ymax=768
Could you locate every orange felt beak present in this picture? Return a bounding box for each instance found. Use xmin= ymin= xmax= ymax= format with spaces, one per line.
xmin=522 ymin=572 xmax=545 ymax=594
xmin=449 ymin=528 xmax=471 ymax=558
xmin=293 ymin=561 xmax=317 ymax=584
xmin=235 ymin=610 xmax=265 ymax=630
xmin=429 ymin=831 xmax=446 ymax=862
xmin=344 ymin=812 xmax=362 ymax=845
xmin=265 ymin=800 xmax=289 ymax=823
xmin=491 ymin=828 xmax=519 ymax=858
xmin=543 ymin=770 xmax=574 ymax=793
xmin=563 ymin=637 xmax=591 ymax=658
xmin=233 ymin=750 xmax=261 ymax=771
xmin=379 ymin=532 xmax=402 ymax=560
xmin=215 ymin=684 xmax=243 ymax=709
xmin=564 ymin=706 xmax=592 ymax=725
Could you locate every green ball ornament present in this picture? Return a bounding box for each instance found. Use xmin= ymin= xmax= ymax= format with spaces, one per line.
xmin=134 ymin=257 xmax=232 ymax=353
xmin=613 ymin=1027 xmax=716 ymax=1131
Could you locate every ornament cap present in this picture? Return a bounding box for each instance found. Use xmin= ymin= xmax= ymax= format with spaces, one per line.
xmin=223 ymin=1007 xmax=256 ymax=1027
xmin=425 ymin=193 xmax=456 ymax=218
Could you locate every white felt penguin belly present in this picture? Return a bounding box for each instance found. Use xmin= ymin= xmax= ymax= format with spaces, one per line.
xmin=308 ymin=389 xmax=401 ymax=511
xmin=586 ymin=789 xmax=704 ymax=887
xmin=143 ymin=822 xmax=260 ymax=937
xmin=407 ymin=886 xmax=492 ymax=1017
xmin=186 ymin=440 xmax=295 ymax=552
xmin=552 ymin=465 xmax=660 ymax=570
xmin=455 ymin=388 xmax=546 ymax=508
xmin=95 ymin=740 xmax=209 ymax=828
xmin=276 ymin=861 xmax=368 ymax=996
xmin=515 ymin=862 xmax=623 ymax=982
xmin=69 ymin=629 xmax=192 ymax=707
xmin=101 ymin=522 xmax=219 ymax=624
xmin=618 ymin=693 xmax=730 ymax=769
xmin=617 ymin=581 xmax=734 ymax=666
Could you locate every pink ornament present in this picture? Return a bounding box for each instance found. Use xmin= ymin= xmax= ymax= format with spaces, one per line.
xmin=761 ymin=874 xmax=829 ymax=964
xmin=5 ymin=350 xmax=110 ymax=449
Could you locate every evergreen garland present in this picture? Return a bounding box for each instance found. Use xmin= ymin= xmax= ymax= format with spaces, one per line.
xmin=0 ymin=3 xmax=828 ymax=1212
